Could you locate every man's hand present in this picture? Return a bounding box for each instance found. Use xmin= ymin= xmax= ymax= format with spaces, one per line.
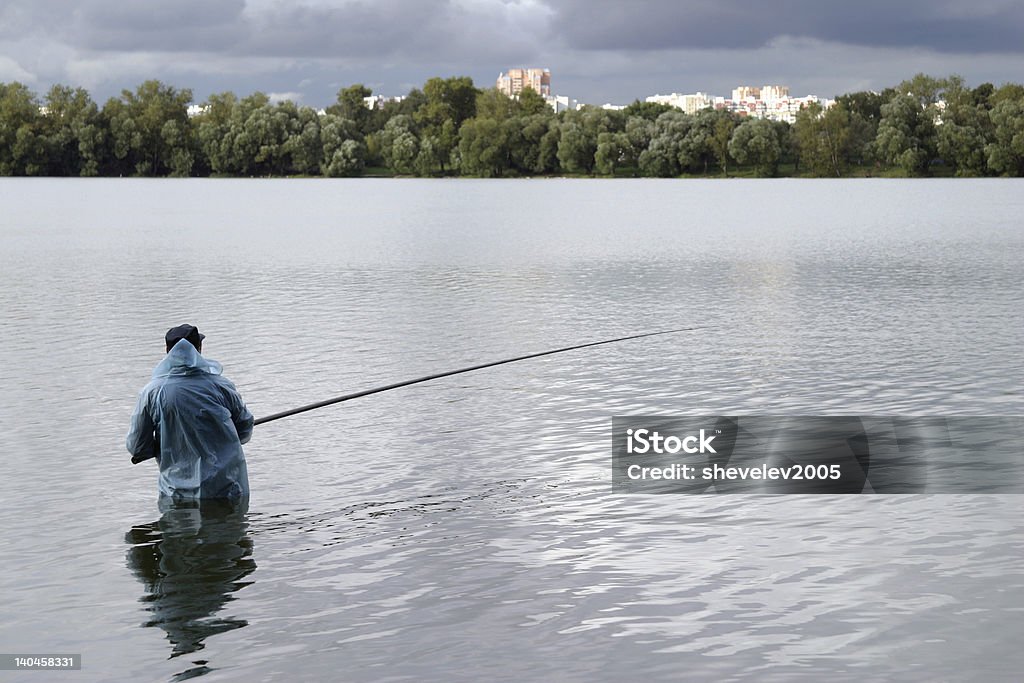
xmin=130 ymin=435 xmax=160 ymax=465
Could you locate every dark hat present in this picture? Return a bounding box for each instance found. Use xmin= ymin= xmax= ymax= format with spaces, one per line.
xmin=165 ymin=324 xmax=205 ymax=350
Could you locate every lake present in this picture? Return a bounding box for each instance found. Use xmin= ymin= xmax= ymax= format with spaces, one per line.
xmin=0 ymin=178 xmax=1021 ymax=681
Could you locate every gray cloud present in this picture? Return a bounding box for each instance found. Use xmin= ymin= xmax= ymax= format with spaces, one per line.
xmin=47 ymin=0 xmax=539 ymax=63
xmin=69 ymin=0 xmax=249 ymax=52
xmin=548 ymin=0 xmax=1024 ymax=54
xmin=239 ymin=2 xmax=451 ymax=58
xmin=1 ymin=1 xmax=1023 ymax=107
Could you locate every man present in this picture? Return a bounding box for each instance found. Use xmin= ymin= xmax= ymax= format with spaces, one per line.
xmin=127 ymin=325 xmax=254 ymax=501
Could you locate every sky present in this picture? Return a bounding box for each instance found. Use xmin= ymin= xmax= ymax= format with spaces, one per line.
xmin=2 ymin=0 xmax=1024 ymax=107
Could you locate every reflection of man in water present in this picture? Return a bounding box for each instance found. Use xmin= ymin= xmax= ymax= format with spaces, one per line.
xmin=125 ymin=499 xmax=256 ymax=660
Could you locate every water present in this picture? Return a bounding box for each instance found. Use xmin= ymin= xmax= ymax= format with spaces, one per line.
xmin=0 ymin=178 xmax=1021 ymax=681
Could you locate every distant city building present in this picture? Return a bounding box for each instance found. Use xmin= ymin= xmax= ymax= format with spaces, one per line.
xmin=715 ymin=92 xmax=834 ymax=124
xmin=680 ymin=92 xmax=711 ymax=114
xmin=645 ymin=93 xmax=679 ymax=107
xmin=545 ymin=94 xmax=580 ymax=113
xmin=497 ymin=68 xmax=551 ymax=97
xmin=760 ymin=85 xmax=790 ymax=103
xmin=644 ymin=92 xmax=712 ymax=115
xmin=771 ymin=95 xmax=830 ymax=123
xmin=363 ymin=95 xmax=405 ymax=109
xmin=732 ymin=86 xmax=760 ymax=102
xmin=545 ymin=81 xmax=833 ymax=123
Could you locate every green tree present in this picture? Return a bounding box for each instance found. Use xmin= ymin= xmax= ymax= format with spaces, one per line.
xmin=637 ymin=110 xmax=691 ymax=177
xmin=211 ymin=96 xmax=321 ymax=176
xmin=417 ymin=77 xmax=478 ymax=131
xmin=457 ymin=117 xmax=509 ymax=177
xmin=729 ymin=118 xmax=781 ymax=176
xmin=936 ymin=80 xmax=992 ymax=176
xmin=835 ymin=90 xmax=889 ymax=127
xmin=985 ymin=97 xmax=1024 ymax=176
xmin=40 ymin=85 xmax=105 ymax=176
xmin=794 ymin=102 xmax=855 ymax=177
xmin=556 ymin=108 xmax=616 ymax=174
xmin=415 ymin=118 xmax=458 ymax=175
xmin=197 ymin=92 xmax=283 ymax=176
xmin=833 ymin=91 xmax=889 ymax=169
xmin=285 ymin=106 xmax=324 ymax=175
xmin=161 ymin=118 xmax=194 ymax=177
xmin=556 ymin=115 xmax=588 ymax=174
xmin=194 ymin=91 xmax=239 ymax=175
xmin=516 ymin=87 xmax=549 ymax=116
xmin=537 ymin=119 xmax=562 ymax=174
xmin=503 ymin=112 xmax=558 ymax=174
xmin=364 ymin=88 xmax=424 ymax=135
xmin=594 ymin=131 xmax=630 ymax=176
xmin=709 ymin=113 xmax=736 ymax=176
xmin=990 ymin=83 xmax=1024 ymax=107
xmin=320 ymin=114 xmax=365 ymax=176
xmin=623 ymin=115 xmax=654 ymax=175
xmin=681 ymin=109 xmax=733 ymax=175
xmin=331 ymin=84 xmax=372 ymax=134
xmin=475 ymin=88 xmax=517 ymax=122
xmin=414 ymin=77 xmax=476 ymax=173
xmin=239 ymin=100 xmax=295 ymax=175
xmin=875 ymin=94 xmax=938 ymax=175
xmin=623 ymin=100 xmax=675 ymax=121
xmin=101 ymin=80 xmax=194 ymax=176
xmin=0 ymin=82 xmax=45 ymax=175
xmin=500 ymin=117 xmax=525 ymax=175
xmin=773 ymin=120 xmax=795 ymax=169
xmin=971 ymin=83 xmax=996 ymax=110
xmin=364 ymin=131 xmax=384 ymax=167
xmin=379 ymin=114 xmax=419 ymax=174
xmin=897 ymin=73 xmax=951 ymax=108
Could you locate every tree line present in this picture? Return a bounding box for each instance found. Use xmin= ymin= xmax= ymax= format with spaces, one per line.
xmin=2 ymin=73 xmax=1023 ymax=178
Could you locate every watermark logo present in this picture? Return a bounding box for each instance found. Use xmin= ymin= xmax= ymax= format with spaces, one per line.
xmin=612 ymin=416 xmax=1024 ymax=494
xmin=626 ymin=428 xmax=717 ymax=454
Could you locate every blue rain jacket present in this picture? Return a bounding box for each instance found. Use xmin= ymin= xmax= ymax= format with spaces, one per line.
xmin=127 ymin=339 xmax=254 ymax=501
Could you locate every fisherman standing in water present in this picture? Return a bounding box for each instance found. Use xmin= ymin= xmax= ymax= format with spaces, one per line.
xmin=127 ymin=325 xmax=254 ymax=502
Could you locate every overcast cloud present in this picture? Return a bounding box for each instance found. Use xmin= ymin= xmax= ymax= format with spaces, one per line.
xmin=2 ymin=0 xmax=1024 ymax=106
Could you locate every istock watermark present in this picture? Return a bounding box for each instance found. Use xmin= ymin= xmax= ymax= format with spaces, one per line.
xmin=611 ymin=416 xmax=1024 ymax=494
xmin=626 ymin=428 xmax=718 ymax=454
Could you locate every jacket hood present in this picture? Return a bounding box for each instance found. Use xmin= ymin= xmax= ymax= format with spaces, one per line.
xmin=152 ymin=338 xmax=224 ymax=378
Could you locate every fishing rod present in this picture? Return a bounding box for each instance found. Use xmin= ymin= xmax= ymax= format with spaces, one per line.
xmin=131 ymin=327 xmax=698 ymax=464
xmin=252 ymin=327 xmax=699 ymax=426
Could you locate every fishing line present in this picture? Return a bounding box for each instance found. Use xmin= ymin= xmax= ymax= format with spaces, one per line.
xmin=253 ymin=327 xmax=700 ymax=426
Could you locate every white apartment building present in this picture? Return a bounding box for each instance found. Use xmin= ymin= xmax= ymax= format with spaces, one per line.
xmin=732 ymin=86 xmax=760 ymax=102
xmin=718 ymin=94 xmax=835 ymax=124
xmin=644 ymin=92 xmax=712 ymax=114
xmin=497 ymin=68 xmax=552 ymax=97
xmin=363 ymin=95 xmax=405 ymax=109
xmin=545 ymin=95 xmax=581 ymax=113
xmin=760 ymin=85 xmax=790 ymax=103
